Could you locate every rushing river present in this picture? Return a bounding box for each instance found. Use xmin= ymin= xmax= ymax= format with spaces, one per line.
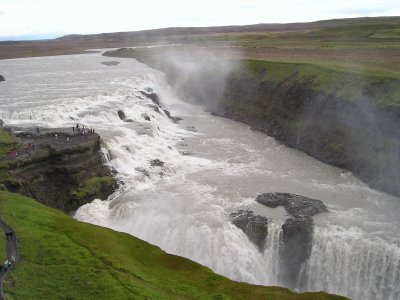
xmin=1 ymin=53 xmax=399 ymax=300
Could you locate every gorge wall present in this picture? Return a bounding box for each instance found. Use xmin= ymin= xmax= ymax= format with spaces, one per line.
xmin=215 ymin=60 xmax=400 ymax=197
xmin=112 ymin=46 xmax=400 ymax=198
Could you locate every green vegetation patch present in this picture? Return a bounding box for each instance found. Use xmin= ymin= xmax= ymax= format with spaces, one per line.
xmin=0 ymin=191 xmax=346 ymax=299
xmin=72 ymin=176 xmax=113 ymax=200
xmin=0 ymin=128 xmax=17 ymax=185
xmin=0 ymin=128 xmax=15 ymax=159
xmin=242 ymin=59 xmax=400 ymax=107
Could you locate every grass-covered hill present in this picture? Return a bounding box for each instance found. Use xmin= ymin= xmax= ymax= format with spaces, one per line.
xmin=1 ymin=16 xmax=400 ymax=69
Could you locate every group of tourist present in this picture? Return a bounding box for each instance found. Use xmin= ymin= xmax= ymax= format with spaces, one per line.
xmin=72 ymin=124 xmax=95 ymax=136
xmin=0 ymin=256 xmax=16 ymax=273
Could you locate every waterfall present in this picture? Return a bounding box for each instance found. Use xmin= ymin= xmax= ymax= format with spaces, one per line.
xmin=1 ymin=54 xmax=400 ymax=300
xmin=300 ymin=225 xmax=400 ymax=300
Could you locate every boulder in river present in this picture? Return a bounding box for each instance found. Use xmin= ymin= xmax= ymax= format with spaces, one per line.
xmin=256 ymin=192 xmax=328 ymax=218
xmin=140 ymin=91 xmax=160 ymax=106
xmin=150 ymin=159 xmax=165 ymax=167
xmin=230 ymin=210 xmax=269 ymax=251
xmin=117 ymin=109 xmax=126 ymax=121
xmin=163 ymin=109 xmax=183 ymax=123
xmin=101 ymin=61 xmax=120 ymax=66
xmin=0 ymin=75 xmax=5 ymax=82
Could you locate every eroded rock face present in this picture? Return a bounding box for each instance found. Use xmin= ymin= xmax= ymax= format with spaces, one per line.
xmin=256 ymin=192 xmax=328 ymax=288
xmin=280 ymin=217 xmax=314 ymax=287
xmin=256 ymin=192 xmax=328 ymax=218
xmin=230 ymin=210 xmax=269 ymax=251
xmin=3 ymin=128 xmax=116 ymax=213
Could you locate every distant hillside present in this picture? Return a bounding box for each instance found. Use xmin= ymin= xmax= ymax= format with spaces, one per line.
xmin=56 ymin=16 xmax=400 ymax=42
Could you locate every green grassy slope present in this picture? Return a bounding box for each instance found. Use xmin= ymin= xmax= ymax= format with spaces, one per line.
xmin=0 ymin=192 xmax=347 ymax=300
xmin=242 ymin=59 xmax=400 ymax=107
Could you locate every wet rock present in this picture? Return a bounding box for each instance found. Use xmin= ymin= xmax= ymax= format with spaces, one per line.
xmin=140 ymin=91 xmax=160 ymax=105
xmin=0 ymin=119 xmax=4 ymax=126
xmin=179 ymin=150 xmax=193 ymax=156
xmin=256 ymin=192 xmax=327 ymax=218
xmin=230 ymin=210 xmax=269 ymax=251
xmin=101 ymin=61 xmax=120 ymax=66
xmin=150 ymin=159 xmax=164 ymax=167
xmin=117 ymin=109 xmax=126 ymax=121
xmin=135 ymin=167 xmax=150 ymax=178
xmin=142 ymin=114 xmax=151 ymax=121
xmin=163 ymin=109 xmax=183 ymax=123
xmin=124 ymin=119 xmax=134 ymax=123
xmin=186 ymin=126 xmax=197 ymax=132
xmin=280 ymin=217 xmax=314 ymax=288
xmin=255 ymin=192 xmax=328 ymax=288
xmin=0 ymin=75 xmax=4 ymax=82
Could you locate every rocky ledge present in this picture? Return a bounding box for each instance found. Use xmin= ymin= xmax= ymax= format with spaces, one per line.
xmin=230 ymin=210 xmax=269 ymax=251
xmin=256 ymin=192 xmax=328 ymax=218
xmin=1 ymin=127 xmax=117 ymax=213
xmin=230 ymin=192 xmax=328 ymax=289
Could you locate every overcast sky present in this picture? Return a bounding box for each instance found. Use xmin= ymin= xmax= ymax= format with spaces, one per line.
xmin=0 ymin=0 xmax=399 ymax=40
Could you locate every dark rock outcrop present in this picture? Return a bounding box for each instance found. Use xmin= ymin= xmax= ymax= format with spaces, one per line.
xmin=150 ymin=159 xmax=164 ymax=167
xmin=140 ymin=91 xmax=160 ymax=106
xmin=0 ymin=75 xmax=4 ymax=82
xmin=163 ymin=109 xmax=182 ymax=123
xmin=2 ymin=128 xmax=117 ymax=213
xmin=256 ymin=193 xmax=328 ymax=218
xmin=101 ymin=61 xmax=120 ymax=66
xmin=230 ymin=210 xmax=269 ymax=251
xmin=280 ymin=217 xmax=314 ymax=287
xmin=256 ymin=192 xmax=327 ymax=288
xmin=117 ymin=109 xmax=126 ymax=121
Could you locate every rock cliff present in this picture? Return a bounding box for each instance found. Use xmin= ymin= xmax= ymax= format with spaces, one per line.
xmin=2 ymin=127 xmax=116 ymax=213
xmin=217 ymin=61 xmax=400 ymax=197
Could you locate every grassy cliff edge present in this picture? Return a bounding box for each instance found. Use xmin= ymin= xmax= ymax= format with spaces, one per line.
xmin=0 ymin=192 xmax=346 ymax=299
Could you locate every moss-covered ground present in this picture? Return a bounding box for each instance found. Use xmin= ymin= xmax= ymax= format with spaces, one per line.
xmin=72 ymin=176 xmax=114 ymax=201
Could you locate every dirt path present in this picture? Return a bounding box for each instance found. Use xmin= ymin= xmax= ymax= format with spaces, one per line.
xmin=0 ymin=218 xmax=19 ymax=300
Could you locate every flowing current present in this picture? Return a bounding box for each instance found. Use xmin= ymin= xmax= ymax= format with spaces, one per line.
xmin=1 ymin=53 xmax=399 ymax=300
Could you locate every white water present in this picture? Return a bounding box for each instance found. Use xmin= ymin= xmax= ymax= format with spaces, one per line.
xmin=1 ymin=53 xmax=399 ymax=299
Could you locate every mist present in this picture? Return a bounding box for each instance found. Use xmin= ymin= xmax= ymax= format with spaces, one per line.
xmin=136 ymin=45 xmax=242 ymax=111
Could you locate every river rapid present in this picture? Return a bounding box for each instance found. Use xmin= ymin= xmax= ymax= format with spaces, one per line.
xmin=0 ymin=53 xmax=399 ymax=300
